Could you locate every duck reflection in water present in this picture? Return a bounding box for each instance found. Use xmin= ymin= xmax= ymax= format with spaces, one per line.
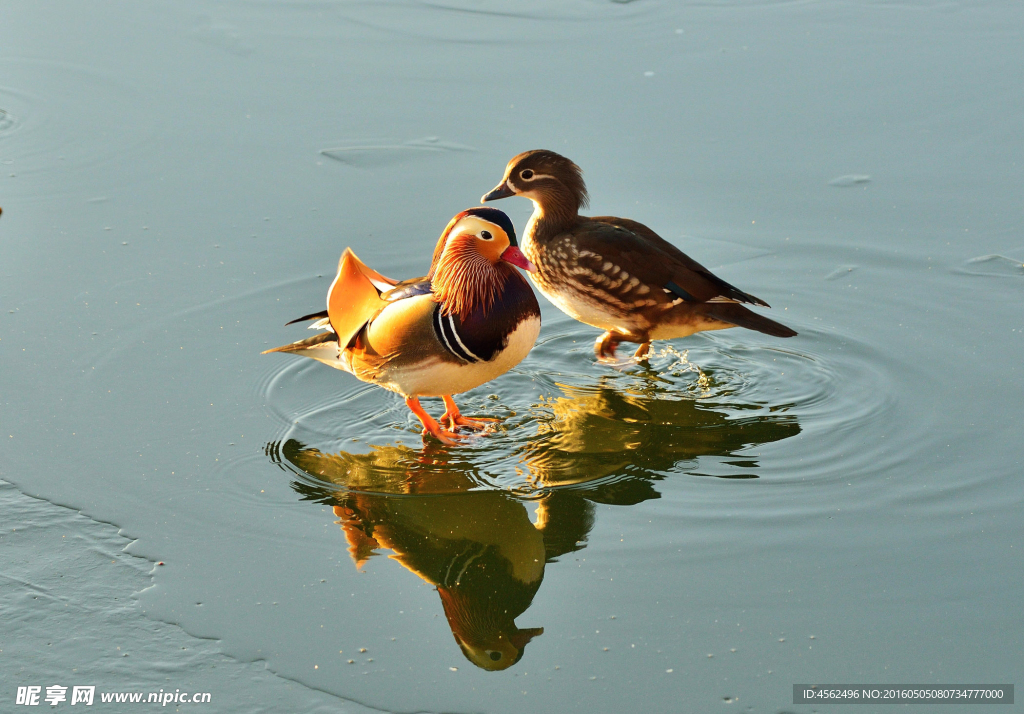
xmin=271 ymin=372 xmax=800 ymax=670
xmin=276 ymin=440 xmax=596 ymax=671
xmin=522 ymin=371 xmax=801 ymax=488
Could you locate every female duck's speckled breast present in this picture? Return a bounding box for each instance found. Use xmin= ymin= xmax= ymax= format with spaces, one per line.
xmin=523 ymin=227 xmax=636 ymax=332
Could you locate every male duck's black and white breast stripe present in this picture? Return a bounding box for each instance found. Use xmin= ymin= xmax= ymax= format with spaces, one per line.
xmin=431 ymin=272 xmax=541 ymax=364
xmin=433 ymin=307 xmax=490 ymax=363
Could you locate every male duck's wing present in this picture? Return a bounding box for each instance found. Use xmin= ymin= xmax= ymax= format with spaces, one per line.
xmin=381 ymin=276 xmax=433 ymax=302
xmin=283 ymin=260 xmax=421 ymax=329
xmin=586 ymin=217 xmax=769 ymax=307
xmin=327 ymin=249 xmax=392 ymax=349
xmin=282 ymin=263 xmax=429 ymax=339
xmin=351 ymin=259 xmax=399 ymax=292
xmin=285 ymin=309 xmax=329 ymax=326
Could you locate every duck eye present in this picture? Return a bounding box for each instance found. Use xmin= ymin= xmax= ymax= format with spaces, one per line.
xmin=480 ymin=230 xmax=493 ymax=240
xmin=520 ymin=169 xmax=534 ymax=180
xmin=488 ymin=651 xmax=502 ymax=661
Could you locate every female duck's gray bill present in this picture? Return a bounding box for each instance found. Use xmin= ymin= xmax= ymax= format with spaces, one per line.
xmin=481 ymin=181 xmax=515 ymax=202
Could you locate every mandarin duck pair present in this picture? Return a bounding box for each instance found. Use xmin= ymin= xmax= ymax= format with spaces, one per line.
xmin=266 ymin=151 xmax=796 ymax=444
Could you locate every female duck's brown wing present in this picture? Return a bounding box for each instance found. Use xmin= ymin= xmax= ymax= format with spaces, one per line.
xmin=585 ymin=217 xmax=769 ymax=307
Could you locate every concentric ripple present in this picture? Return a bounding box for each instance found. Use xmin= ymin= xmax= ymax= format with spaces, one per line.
xmin=263 ymin=311 xmax=904 ymax=502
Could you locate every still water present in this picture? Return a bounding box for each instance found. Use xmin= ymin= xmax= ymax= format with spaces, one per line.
xmin=2 ymin=1 xmax=1022 ymax=712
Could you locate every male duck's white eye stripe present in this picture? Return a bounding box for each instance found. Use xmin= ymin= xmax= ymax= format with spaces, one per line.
xmin=447 ymin=314 xmax=484 ymax=362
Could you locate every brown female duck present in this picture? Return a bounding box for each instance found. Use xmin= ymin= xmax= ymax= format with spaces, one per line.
xmin=482 ymin=150 xmax=795 ymax=359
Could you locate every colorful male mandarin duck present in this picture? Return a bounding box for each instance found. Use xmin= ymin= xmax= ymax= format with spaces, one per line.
xmin=264 ymin=207 xmax=540 ymax=444
xmin=481 ymin=150 xmax=796 ymax=360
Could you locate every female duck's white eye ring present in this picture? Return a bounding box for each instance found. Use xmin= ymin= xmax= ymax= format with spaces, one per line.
xmin=480 ymin=230 xmax=493 ymax=240
xmin=520 ymin=169 xmax=534 ymax=180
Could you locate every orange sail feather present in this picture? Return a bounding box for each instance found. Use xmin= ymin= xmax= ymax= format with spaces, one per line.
xmin=327 ymin=249 xmax=388 ymax=349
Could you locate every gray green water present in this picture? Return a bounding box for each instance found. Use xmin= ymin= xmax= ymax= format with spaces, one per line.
xmin=2 ymin=1 xmax=1022 ymax=712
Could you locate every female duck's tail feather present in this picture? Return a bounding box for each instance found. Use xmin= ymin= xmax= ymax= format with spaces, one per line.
xmin=699 ymin=302 xmax=797 ymax=338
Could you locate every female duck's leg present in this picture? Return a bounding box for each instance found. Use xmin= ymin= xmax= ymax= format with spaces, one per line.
xmin=440 ymin=395 xmax=498 ymax=432
xmin=595 ymin=331 xmax=621 ymax=360
xmin=405 ymin=397 xmax=463 ymax=445
xmin=597 ymin=331 xmax=652 ymax=361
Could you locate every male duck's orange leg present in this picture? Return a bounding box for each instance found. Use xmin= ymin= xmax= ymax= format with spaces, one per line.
xmin=405 ymin=397 xmax=463 ymax=445
xmin=440 ymin=395 xmax=498 ymax=432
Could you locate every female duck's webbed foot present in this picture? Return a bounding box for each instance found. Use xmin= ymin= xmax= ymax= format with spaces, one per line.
xmin=441 ymin=395 xmax=499 ymax=432
xmin=405 ymin=397 xmax=464 ymax=445
xmin=595 ymin=331 xmax=621 ymax=361
xmin=633 ymin=341 xmax=652 ymax=360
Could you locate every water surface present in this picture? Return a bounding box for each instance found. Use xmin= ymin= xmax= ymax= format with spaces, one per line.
xmin=2 ymin=1 xmax=1022 ymax=712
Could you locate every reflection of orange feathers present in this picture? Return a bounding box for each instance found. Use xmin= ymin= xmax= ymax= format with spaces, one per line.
xmin=333 ymin=504 xmax=379 ymax=569
xmin=327 ymin=249 xmax=389 ymax=348
xmin=430 ymin=235 xmax=510 ymax=320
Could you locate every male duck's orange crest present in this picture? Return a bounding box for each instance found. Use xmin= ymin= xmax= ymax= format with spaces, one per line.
xmin=431 ymin=234 xmax=510 ymax=320
xmin=428 ymin=209 xmax=519 ymax=320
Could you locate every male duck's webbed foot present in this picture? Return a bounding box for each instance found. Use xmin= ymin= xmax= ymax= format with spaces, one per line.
xmin=441 ymin=395 xmax=499 ymax=432
xmin=405 ymin=397 xmax=465 ymax=446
